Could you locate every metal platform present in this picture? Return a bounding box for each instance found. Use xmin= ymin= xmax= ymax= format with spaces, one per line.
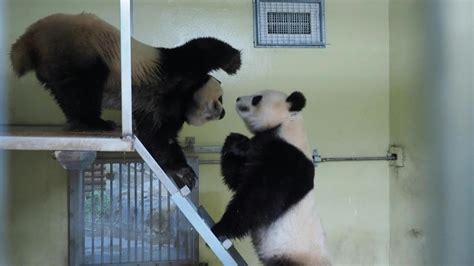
xmin=0 ymin=126 xmax=134 ymax=152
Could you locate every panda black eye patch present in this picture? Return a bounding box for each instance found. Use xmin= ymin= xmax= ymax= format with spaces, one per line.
xmin=252 ymin=95 xmax=262 ymax=106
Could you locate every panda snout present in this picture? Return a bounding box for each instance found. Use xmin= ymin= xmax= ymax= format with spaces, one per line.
xmin=237 ymin=104 xmax=249 ymax=112
xmin=236 ymin=97 xmax=241 ymax=102
xmin=219 ymin=109 xmax=226 ymax=119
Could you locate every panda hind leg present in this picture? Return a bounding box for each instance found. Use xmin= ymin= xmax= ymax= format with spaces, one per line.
xmin=48 ymin=81 xmax=115 ymax=132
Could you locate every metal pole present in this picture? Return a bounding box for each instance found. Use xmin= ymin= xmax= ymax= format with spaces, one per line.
xmin=319 ymin=155 xmax=397 ymax=163
xmin=186 ymin=142 xmax=397 ymax=165
xmin=194 ymin=152 xmax=396 ymax=165
xmin=120 ymin=0 xmax=133 ymax=137
xmin=0 ymin=0 xmax=9 ymax=262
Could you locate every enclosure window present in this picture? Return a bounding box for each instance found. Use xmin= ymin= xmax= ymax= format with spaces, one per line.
xmin=69 ymin=158 xmax=199 ymax=265
xmin=254 ymin=0 xmax=326 ymax=47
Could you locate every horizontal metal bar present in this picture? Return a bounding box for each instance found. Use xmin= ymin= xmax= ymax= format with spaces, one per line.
xmin=192 ymin=146 xmax=397 ymax=165
xmin=319 ymin=155 xmax=397 ymax=163
xmin=0 ymin=136 xmax=134 ymax=151
xmin=192 ymin=146 xmax=222 ymax=154
xmin=200 ymin=155 xmax=396 ymax=165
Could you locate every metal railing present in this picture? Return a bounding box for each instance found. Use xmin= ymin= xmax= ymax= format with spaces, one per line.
xmin=70 ymin=159 xmax=199 ymax=265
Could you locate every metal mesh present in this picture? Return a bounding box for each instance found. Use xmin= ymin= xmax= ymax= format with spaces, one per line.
xmin=254 ymin=0 xmax=325 ymax=47
xmin=70 ymin=159 xmax=199 ymax=265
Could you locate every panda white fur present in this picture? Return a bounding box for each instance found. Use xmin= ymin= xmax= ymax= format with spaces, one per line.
xmin=212 ymin=90 xmax=331 ymax=265
xmin=10 ymin=13 xmax=242 ymax=189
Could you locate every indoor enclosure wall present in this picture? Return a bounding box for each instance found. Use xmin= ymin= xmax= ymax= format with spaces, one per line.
xmin=14 ymin=0 xmax=474 ymax=265
xmin=389 ymin=0 xmax=473 ymax=265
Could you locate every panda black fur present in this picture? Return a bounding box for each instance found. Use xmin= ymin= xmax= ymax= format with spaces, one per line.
xmin=10 ymin=13 xmax=242 ymax=189
xmin=212 ymin=90 xmax=331 ymax=265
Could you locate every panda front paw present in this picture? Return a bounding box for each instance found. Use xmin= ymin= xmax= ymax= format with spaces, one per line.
xmin=222 ymin=133 xmax=250 ymax=157
xmin=222 ymin=52 xmax=242 ymax=75
xmin=168 ymin=166 xmax=198 ymax=190
xmin=211 ymin=222 xmax=225 ymax=238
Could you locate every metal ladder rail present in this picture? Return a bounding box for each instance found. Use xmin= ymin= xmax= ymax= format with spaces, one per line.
xmin=119 ymin=0 xmax=245 ymax=263
xmin=134 ymin=137 xmax=247 ymax=266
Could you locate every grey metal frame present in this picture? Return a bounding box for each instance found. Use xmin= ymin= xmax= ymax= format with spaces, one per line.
xmin=0 ymin=135 xmax=134 ymax=151
xmin=69 ymin=157 xmax=200 ymax=266
xmin=120 ymin=0 xmax=133 ymax=138
xmin=253 ymin=0 xmax=326 ymax=48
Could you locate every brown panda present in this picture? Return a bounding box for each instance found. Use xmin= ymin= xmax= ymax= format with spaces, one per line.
xmin=10 ymin=13 xmax=242 ymax=189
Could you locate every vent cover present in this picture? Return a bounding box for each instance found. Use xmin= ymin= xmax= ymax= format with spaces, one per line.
xmin=254 ymin=0 xmax=326 ymax=48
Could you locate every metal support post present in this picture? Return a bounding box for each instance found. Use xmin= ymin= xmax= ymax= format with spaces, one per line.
xmin=120 ymin=0 xmax=133 ymax=138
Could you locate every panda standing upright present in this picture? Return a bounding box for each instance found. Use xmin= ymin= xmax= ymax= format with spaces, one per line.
xmin=212 ymin=90 xmax=331 ymax=265
xmin=10 ymin=13 xmax=242 ymax=189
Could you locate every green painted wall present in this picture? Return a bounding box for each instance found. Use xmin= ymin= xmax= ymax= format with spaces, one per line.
xmin=388 ymin=1 xmax=434 ymax=264
xmin=389 ymin=0 xmax=473 ymax=265
xmin=4 ymin=0 xmax=391 ymax=265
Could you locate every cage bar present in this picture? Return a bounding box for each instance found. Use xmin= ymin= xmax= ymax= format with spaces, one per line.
xmin=120 ymin=0 xmax=133 ymax=137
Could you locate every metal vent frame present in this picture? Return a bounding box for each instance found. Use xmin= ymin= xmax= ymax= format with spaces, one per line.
xmin=253 ymin=0 xmax=326 ymax=48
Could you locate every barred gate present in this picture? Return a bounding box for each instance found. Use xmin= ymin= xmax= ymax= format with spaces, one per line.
xmin=69 ymin=157 xmax=199 ymax=266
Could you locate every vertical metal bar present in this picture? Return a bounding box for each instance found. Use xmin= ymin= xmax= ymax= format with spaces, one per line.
xmin=134 ymin=163 xmax=138 ymax=262
xmin=77 ymin=170 xmax=85 ymax=266
xmin=141 ymin=163 xmax=145 ymax=261
xmin=82 ymin=171 xmax=86 ymax=263
xmin=69 ymin=170 xmax=83 ymax=266
xmin=91 ymin=167 xmax=95 ymax=264
xmin=149 ymin=167 xmax=153 ymax=261
xmin=119 ymin=163 xmax=122 ymax=263
xmin=120 ymin=0 xmax=133 ymax=137
xmin=167 ymin=192 xmax=171 ymax=260
xmin=109 ymin=163 xmax=113 ymax=263
xmin=127 ymin=163 xmax=131 ymax=261
xmin=158 ymin=181 xmax=162 ymax=260
xmin=176 ymin=206 xmax=180 ymax=260
xmin=185 ymin=224 xmax=189 ymax=261
xmin=0 ymin=1 xmax=8 ymax=263
xmin=100 ymin=164 xmax=104 ymax=264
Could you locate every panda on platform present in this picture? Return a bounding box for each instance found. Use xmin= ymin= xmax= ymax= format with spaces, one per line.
xmin=10 ymin=13 xmax=242 ymax=189
xmin=212 ymin=90 xmax=331 ymax=265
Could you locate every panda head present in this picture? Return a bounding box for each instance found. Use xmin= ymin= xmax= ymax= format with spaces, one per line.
xmin=185 ymin=76 xmax=226 ymax=126
xmin=235 ymin=90 xmax=306 ymax=133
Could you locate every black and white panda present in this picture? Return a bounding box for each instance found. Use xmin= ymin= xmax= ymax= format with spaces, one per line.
xmin=212 ymin=90 xmax=331 ymax=265
xmin=9 ymin=13 xmax=242 ymax=189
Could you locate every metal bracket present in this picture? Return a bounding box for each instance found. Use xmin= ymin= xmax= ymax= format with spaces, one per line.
xmin=388 ymin=145 xmax=404 ymax=167
xmin=313 ymin=149 xmax=322 ymax=167
xmin=54 ymin=151 xmax=96 ymax=170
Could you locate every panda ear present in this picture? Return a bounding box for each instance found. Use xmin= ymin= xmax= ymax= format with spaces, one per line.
xmin=287 ymin=91 xmax=306 ymax=112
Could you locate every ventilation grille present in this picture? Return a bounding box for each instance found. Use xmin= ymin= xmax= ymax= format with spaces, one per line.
xmin=267 ymin=12 xmax=311 ymax=34
xmin=254 ymin=0 xmax=326 ymax=47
